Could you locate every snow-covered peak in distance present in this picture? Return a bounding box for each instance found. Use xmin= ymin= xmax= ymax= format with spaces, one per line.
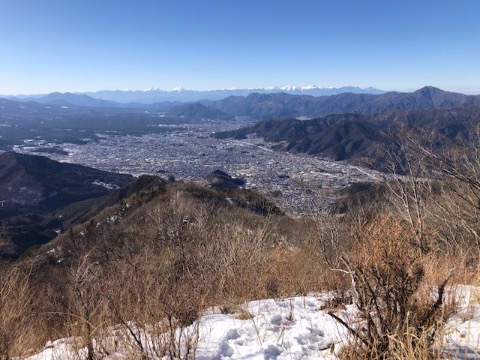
xmin=300 ymin=85 xmax=320 ymax=91
xmin=142 ymin=86 xmax=196 ymax=93
xmin=264 ymin=85 xmax=322 ymax=92
xmin=258 ymin=85 xmax=376 ymax=93
xmin=171 ymin=86 xmax=191 ymax=92
xmin=281 ymin=85 xmax=296 ymax=91
xmin=137 ymin=85 xmax=382 ymax=94
xmin=264 ymin=86 xmax=281 ymax=91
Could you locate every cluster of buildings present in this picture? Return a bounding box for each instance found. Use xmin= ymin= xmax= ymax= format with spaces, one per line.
xmin=14 ymin=120 xmax=385 ymax=215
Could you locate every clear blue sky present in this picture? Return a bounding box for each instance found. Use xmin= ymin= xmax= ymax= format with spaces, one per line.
xmin=1 ymin=0 xmax=479 ymax=95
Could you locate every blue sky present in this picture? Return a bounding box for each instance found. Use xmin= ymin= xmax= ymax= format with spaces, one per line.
xmin=1 ymin=0 xmax=479 ymax=95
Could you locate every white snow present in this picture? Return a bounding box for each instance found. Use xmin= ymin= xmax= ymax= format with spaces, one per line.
xmin=143 ymin=86 xmax=192 ymax=92
xmin=264 ymin=86 xmax=281 ymax=91
xmin=195 ymin=296 xmax=348 ymax=359
xmin=301 ymin=85 xmax=319 ymax=91
xmin=263 ymin=85 xmax=337 ymax=92
xmin=92 ymin=180 xmax=119 ymax=190
xmin=281 ymin=85 xmax=296 ymax=92
xmin=24 ymin=287 xmax=480 ymax=359
xmin=172 ymin=86 xmax=187 ymax=92
xmin=25 ymin=294 xmax=349 ymax=360
xmin=442 ymin=286 xmax=480 ymax=359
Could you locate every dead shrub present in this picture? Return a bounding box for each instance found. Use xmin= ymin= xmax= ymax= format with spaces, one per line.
xmin=331 ymin=215 xmax=455 ymax=359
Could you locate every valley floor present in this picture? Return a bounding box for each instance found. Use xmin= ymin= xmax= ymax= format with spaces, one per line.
xmin=13 ymin=120 xmax=385 ymax=216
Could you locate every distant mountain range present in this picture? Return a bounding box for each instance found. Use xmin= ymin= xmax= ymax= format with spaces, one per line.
xmin=84 ymin=85 xmax=385 ymax=103
xmin=4 ymin=86 xmax=480 ymax=121
xmin=8 ymin=85 xmax=384 ymax=104
xmin=33 ymin=92 xmax=126 ymax=108
xmin=3 ymin=86 xmax=480 ymax=169
xmin=2 ymin=86 xmax=480 ymax=164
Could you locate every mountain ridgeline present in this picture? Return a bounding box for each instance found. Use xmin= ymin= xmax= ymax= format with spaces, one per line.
xmin=3 ymin=86 xmax=480 ymax=172
xmin=164 ymin=102 xmax=231 ymax=120
xmin=0 ymin=152 xmax=135 ymax=257
xmin=11 ymin=85 xmax=384 ymax=104
xmin=214 ymin=105 xmax=480 ymax=169
xmin=0 ymin=152 xmax=282 ymax=259
xmin=5 ymin=86 xmax=480 ymax=120
xmin=203 ymin=86 xmax=480 ymax=120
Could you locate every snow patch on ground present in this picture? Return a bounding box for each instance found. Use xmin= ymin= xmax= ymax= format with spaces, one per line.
xmin=25 ymin=288 xmax=480 ymax=359
xmin=195 ymin=296 xmax=348 ymax=359
xmin=443 ymin=286 xmax=480 ymax=359
xmin=92 ymin=180 xmax=119 ymax=190
xmin=26 ymin=294 xmax=348 ymax=359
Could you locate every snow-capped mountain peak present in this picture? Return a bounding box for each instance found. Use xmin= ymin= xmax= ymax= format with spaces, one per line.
xmin=281 ymin=85 xmax=296 ymax=91
xmin=300 ymin=85 xmax=319 ymax=91
xmin=171 ymin=86 xmax=192 ymax=92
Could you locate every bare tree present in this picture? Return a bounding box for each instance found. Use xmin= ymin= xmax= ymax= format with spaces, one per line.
xmin=67 ymin=252 xmax=107 ymax=360
xmin=391 ymin=126 xmax=480 ymax=253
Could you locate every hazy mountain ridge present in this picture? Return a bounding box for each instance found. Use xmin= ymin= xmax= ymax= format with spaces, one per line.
xmin=165 ymin=102 xmax=232 ymax=120
xmin=4 ymin=93 xmax=234 ymax=118
xmin=6 ymin=86 xmax=382 ymax=104
xmin=36 ymin=92 xmax=125 ymax=108
xmin=82 ymin=85 xmax=385 ymax=103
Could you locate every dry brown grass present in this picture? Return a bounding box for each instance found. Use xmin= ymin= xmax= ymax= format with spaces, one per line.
xmin=0 ymin=264 xmax=34 ymax=359
xmin=340 ymin=324 xmax=447 ymax=360
xmin=333 ymin=215 xmax=458 ymax=359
